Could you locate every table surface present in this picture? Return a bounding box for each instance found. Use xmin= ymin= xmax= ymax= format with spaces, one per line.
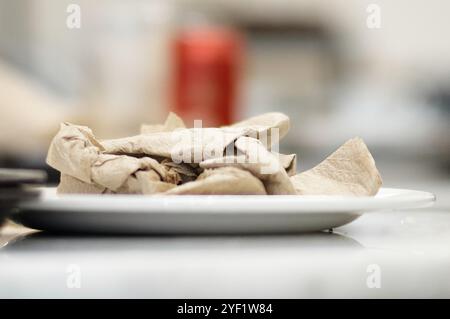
xmin=1 ymin=181 xmax=449 ymax=298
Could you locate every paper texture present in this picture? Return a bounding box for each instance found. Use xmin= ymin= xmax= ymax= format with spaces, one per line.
xmin=48 ymin=113 xmax=382 ymax=196
xmin=291 ymin=137 xmax=382 ymax=196
xmin=57 ymin=174 xmax=106 ymax=194
xmin=200 ymin=137 xmax=296 ymax=195
xmin=101 ymin=127 xmax=249 ymax=161
xmin=47 ymin=123 xmax=183 ymax=194
xmin=47 ymin=123 xmax=104 ymax=184
xmin=274 ymin=152 xmax=297 ymax=176
xmin=166 ymin=167 xmax=267 ymax=195
xmin=102 ymin=113 xmax=290 ymax=162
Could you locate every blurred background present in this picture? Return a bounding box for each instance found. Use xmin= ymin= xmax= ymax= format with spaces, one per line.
xmin=0 ymin=0 xmax=449 ymax=189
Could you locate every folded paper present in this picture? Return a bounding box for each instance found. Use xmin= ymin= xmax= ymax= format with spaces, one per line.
xmin=290 ymin=137 xmax=382 ymax=196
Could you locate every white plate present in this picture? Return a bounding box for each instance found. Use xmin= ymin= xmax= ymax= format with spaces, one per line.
xmin=12 ymin=187 xmax=435 ymax=234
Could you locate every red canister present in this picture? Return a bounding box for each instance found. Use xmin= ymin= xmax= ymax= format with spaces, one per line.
xmin=172 ymin=27 xmax=242 ymax=127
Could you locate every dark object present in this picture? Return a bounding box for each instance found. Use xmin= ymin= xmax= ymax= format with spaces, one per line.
xmin=0 ymin=168 xmax=47 ymax=186
xmin=0 ymin=186 xmax=42 ymax=202
xmin=0 ymin=168 xmax=47 ymax=225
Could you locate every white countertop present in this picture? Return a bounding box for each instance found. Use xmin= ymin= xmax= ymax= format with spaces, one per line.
xmin=1 ymin=181 xmax=449 ymax=298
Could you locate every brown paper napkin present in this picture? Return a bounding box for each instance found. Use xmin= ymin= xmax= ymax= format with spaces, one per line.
xmin=200 ymin=137 xmax=296 ymax=195
xmin=47 ymin=113 xmax=382 ymax=196
xmin=291 ymin=137 xmax=382 ymax=196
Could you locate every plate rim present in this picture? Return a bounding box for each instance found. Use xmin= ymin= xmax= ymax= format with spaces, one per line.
xmin=18 ymin=187 xmax=436 ymax=215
